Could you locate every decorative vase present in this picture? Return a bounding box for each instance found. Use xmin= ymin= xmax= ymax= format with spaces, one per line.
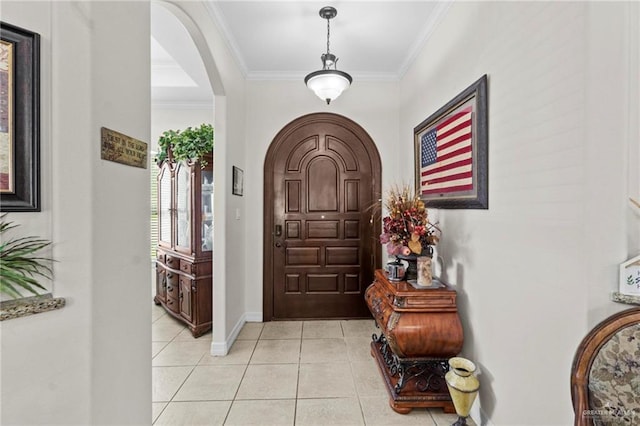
xmin=397 ymin=246 xmax=433 ymax=282
xmin=445 ymin=357 xmax=480 ymax=426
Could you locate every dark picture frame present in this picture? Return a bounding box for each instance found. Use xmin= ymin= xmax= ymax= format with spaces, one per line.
xmin=414 ymin=74 xmax=488 ymax=209
xmin=0 ymin=22 xmax=41 ymax=212
xmin=232 ymin=166 xmax=243 ymax=196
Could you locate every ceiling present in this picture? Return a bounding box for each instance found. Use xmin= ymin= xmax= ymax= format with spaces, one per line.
xmin=151 ymin=1 xmax=452 ymax=105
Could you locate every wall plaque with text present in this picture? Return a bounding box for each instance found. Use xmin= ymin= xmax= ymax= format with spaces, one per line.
xmin=100 ymin=127 xmax=147 ymax=169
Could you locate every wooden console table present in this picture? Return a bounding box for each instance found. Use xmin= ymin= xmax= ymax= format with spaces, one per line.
xmin=364 ymin=269 xmax=464 ymax=414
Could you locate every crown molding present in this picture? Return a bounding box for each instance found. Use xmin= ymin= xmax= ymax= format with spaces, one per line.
xmin=193 ymin=1 xmax=453 ymax=83
xmin=246 ymin=70 xmax=400 ymax=82
xmin=203 ymin=1 xmax=249 ymax=78
xmin=152 ymin=101 xmax=214 ymax=110
xmin=397 ymin=0 xmax=454 ymax=79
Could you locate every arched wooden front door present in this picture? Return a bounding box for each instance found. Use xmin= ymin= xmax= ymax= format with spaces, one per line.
xmin=263 ymin=113 xmax=382 ymax=321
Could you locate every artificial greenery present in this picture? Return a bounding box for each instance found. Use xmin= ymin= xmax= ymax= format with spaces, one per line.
xmin=155 ymin=123 xmax=214 ymax=166
xmin=0 ymin=215 xmax=53 ymax=299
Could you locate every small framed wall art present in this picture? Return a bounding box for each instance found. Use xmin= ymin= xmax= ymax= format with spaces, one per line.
xmin=414 ymin=74 xmax=488 ymax=209
xmin=0 ymin=22 xmax=41 ymax=212
xmin=232 ymin=166 xmax=244 ymax=196
xmin=619 ymin=254 xmax=640 ymax=297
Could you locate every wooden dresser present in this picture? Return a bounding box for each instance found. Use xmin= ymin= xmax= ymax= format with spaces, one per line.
xmin=365 ymin=269 xmax=464 ymax=414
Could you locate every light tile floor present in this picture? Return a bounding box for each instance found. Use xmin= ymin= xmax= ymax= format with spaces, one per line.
xmin=152 ymin=303 xmax=469 ymax=425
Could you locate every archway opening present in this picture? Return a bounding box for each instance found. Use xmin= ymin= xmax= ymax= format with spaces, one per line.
xmin=149 ymin=4 xmax=227 ymax=417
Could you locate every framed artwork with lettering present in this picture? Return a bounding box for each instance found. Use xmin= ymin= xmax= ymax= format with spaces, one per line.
xmin=414 ymin=75 xmax=488 ymax=209
xmin=0 ymin=22 xmax=40 ymax=212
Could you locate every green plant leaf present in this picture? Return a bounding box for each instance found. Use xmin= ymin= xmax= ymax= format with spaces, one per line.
xmin=0 ymin=215 xmax=54 ymax=299
xmin=154 ymin=123 xmax=214 ymax=167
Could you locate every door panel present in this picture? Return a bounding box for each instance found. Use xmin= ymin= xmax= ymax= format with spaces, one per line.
xmin=307 ymin=221 xmax=339 ymax=238
xmin=179 ymin=277 xmax=192 ymax=322
xmin=264 ymin=113 xmax=381 ymax=320
xmin=307 ymin=158 xmax=338 ymax=212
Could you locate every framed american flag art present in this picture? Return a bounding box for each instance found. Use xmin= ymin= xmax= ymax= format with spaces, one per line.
xmin=414 ymin=75 xmax=488 ymax=209
xmin=0 ymin=22 xmax=41 ymax=212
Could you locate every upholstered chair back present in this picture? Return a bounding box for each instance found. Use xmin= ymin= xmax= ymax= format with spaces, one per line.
xmin=571 ymin=308 xmax=640 ymax=426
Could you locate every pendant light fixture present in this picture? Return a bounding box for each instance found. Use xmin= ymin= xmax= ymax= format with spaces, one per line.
xmin=304 ymin=6 xmax=352 ymax=105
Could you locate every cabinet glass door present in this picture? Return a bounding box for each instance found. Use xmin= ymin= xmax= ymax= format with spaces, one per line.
xmin=175 ymin=162 xmax=191 ymax=250
xmin=201 ymin=168 xmax=213 ymax=252
xmin=158 ymin=164 xmax=172 ymax=246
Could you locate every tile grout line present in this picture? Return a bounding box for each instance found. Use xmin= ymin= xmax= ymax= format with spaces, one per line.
xmin=151 ymin=363 xmax=197 ymax=425
xmin=151 ymin=341 xmax=170 ymax=361
xmin=343 ymin=320 xmax=367 ymax=425
xmin=292 ymin=322 xmax=305 ymax=425
xmin=220 ymin=336 xmax=258 ymax=425
xmin=152 ymin=319 xmax=197 ymax=423
xmin=347 ymin=338 xmax=368 ymax=425
xmin=151 ymin=401 xmax=168 ymax=425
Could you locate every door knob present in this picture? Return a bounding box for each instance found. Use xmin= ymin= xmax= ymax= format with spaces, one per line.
xmin=275 ymin=242 xmax=282 ymax=248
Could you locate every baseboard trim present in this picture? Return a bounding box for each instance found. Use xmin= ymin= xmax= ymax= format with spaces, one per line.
xmin=245 ymin=312 xmax=262 ymax=322
xmin=210 ymin=311 xmax=263 ymax=356
xmin=210 ymin=341 xmax=227 ymax=356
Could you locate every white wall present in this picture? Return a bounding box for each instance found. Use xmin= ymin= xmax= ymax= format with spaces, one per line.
xmin=1 ymin=2 xmax=151 ymax=424
xmin=584 ymin=2 xmax=640 ymax=324
xmin=400 ymin=2 xmax=638 ymax=424
xmin=244 ymin=79 xmax=400 ymax=318
xmin=163 ymin=1 xmax=247 ymax=353
xmin=89 ymin=2 xmax=151 ymax=423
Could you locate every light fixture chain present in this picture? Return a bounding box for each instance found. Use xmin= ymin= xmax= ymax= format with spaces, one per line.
xmin=326 ymin=17 xmax=331 ymax=54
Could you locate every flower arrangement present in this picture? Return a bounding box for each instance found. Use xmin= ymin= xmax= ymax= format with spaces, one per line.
xmin=379 ymin=185 xmax=439 ymax=256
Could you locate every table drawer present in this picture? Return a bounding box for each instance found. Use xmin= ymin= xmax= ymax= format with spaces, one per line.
xmin=180 ymin=260 xmax=212 ymax=276
xmin=165 ymin=255 xmax=179 ymax=269
xmin=165 ymin=296 xmax=179 ymax=314
xmin=180 ymin=260 xmax=193 ymax=274
xmin=166 ymin=271 xmax=179 ymax=299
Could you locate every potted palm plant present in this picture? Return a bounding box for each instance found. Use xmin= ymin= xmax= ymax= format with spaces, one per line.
xmin=0 ymin=214 xmax=53 ymax=299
